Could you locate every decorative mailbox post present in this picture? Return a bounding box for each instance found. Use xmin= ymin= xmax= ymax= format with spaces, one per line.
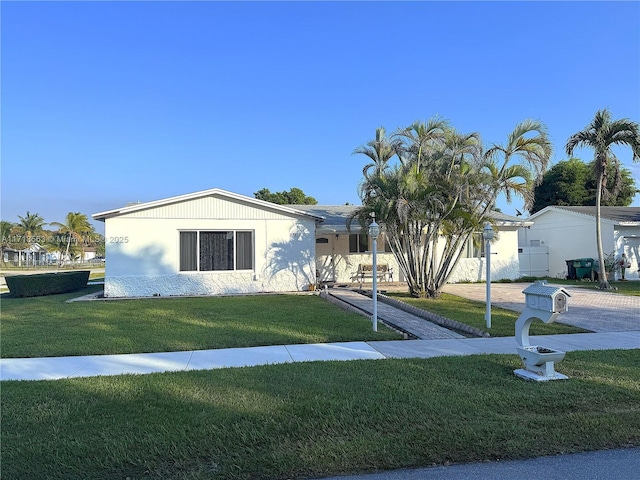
xmin=514 ymin=281 xmax=571 ymax=382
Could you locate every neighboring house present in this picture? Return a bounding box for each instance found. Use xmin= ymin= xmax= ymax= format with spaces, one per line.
xmin=520 ymin=206 xmax=640 ymax=280
xmin=93 ymin=188 xmax=527 ymax=298
xmin=93 ymin=189 xmax=323 ymax=298
xmin=83 ymin=247 xmax=97 ymax=262
xmin=2 ymin=244 xmax=47 ymax=267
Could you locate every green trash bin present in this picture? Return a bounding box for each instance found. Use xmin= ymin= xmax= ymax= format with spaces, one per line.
xmin=573 ymin=258 xmax=595 ymax=280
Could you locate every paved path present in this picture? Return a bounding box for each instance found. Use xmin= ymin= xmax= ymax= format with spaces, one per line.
xmin=326 ymin=288 xmax=465 ymax=339
xmin=442 ymin=283 xmax=640 ymax=332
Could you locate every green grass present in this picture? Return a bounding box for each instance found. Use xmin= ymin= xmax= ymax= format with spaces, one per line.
xmin=2 ymin=350 xmax=639 ymax=480
xmin=387 ymin=292 xmax=590 ymax=337
xmin=0 ymin=286 xmax=401 ymax=358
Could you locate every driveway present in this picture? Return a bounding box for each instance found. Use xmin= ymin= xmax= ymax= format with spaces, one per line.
xmin=442 ymin=283 xmax=640 ymax=333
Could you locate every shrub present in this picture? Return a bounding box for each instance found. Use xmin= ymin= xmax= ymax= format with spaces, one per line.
xmin=5 ymin=271 xmax=90 ymax=297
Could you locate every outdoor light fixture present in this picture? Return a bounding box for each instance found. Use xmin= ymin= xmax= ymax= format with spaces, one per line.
xmin=483 ymin=223 xmax=495 ymax=328
xmin=369 ymin=213 xmax=380 ymax=332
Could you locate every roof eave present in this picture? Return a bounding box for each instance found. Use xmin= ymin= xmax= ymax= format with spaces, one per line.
xmin=92 ymin=188 xmax=325 ymax=222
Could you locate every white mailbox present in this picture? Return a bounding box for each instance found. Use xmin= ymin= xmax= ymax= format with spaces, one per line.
xmin=515 ymin=280 xmax=571 ymax=381
xmin=523 ymin=281 xmax=570 ymax=314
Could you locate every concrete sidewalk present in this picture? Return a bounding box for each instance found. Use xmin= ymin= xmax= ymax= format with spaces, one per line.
xmin=2 ymin=331 xmax=638 ymax=381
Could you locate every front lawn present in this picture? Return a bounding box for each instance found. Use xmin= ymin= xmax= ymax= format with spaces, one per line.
xmin=387 ymin=292 xmax=590 ymax=337
xmin=0 ymin=286 xmax=400 ymax=358
xmin=2 ymin=350 xmax=639 ymax=480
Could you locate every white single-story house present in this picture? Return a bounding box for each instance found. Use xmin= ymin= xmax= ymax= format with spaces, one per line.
xmin=520 ymin=206 xmax=640 ymax=280
xmin=2 ymin=244 xmax=48 ymax=267
xmin=93 ymin=188 xmax=529 ymax=297
xmin=93 ymin=189 xmax=323 ymax=297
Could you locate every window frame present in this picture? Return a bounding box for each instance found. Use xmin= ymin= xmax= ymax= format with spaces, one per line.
xmin=179 ymin=230 xmax=254 ymax=272
xmin=349 ymin=233 xmax=370 ymax=253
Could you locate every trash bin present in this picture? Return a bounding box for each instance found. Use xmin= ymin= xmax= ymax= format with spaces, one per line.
xmin=565 ymin=260 xmax=577 ymax=280
xmin=570 ymin=258 xmax=595 ymax=280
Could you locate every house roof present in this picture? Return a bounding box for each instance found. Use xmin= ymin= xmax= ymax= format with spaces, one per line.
xmin=529 ymin=206 xmax=640 ymax=225
xmin=293 ymin=204 xmax=531 ymax=234
xmin=92 ymin=188 xmax=325 ymax=222
xmin=291 ymin=205 xmax=361 ymax=233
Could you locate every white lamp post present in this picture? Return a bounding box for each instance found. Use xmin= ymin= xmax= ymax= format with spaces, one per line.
xmin=483 ymin=223 xmax=494 ymax=329
xmin=369 ymin=213 xmax=380 ymax=332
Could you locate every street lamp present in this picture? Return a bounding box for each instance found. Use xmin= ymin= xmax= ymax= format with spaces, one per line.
xmin=369 ymin=213 xmax=380 ymax=332
xmin=483 ymin=223 xmax=495 ymax=329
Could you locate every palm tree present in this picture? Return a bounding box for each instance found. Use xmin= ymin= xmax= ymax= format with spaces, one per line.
xmin=566 ymin=109 xmax=640 ymax=289
xmin=353 ymin=127 xmax=397 ymax=180
xmin=352 ymin=118 xmax=552 ymax=298
xmin=16 ymin=211 xmax=46 ymax=239
xmin=50 ymin=212 xmax=94 ymax=265
xmin=484 ymin=119 xmax=553 ymax=212
xmin=14 ymin=212 xmax=47 ymax=265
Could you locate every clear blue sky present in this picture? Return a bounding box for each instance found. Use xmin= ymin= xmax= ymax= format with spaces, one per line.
xmin=2 ymin=1 xmax=639 ymax=234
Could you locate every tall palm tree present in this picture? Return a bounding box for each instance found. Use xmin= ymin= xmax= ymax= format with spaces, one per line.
xmin=50 ymin=212 xmax=94 ymax=265
xmin=566 ymin=109 xmax=640 ymax=289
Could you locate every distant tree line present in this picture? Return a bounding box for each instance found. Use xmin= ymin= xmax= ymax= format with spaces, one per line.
xmin=254 ymin=187 xmax=318 ymax=205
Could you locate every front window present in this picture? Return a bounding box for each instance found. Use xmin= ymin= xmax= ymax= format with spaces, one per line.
xmin=349 ymin=234 xmax=369 ymax=253
xmin=180 ymin=230 xmax=253 ymax=271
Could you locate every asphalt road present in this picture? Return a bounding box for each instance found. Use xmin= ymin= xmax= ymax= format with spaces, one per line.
xmin=315 ymin=447 xmax=640 ymax=480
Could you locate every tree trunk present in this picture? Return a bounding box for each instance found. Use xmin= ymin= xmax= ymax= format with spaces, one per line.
xmin=595 ymin=173 xmax=612 ymax=290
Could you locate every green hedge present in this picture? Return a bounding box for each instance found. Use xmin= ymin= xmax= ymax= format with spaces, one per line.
xmin=5 ymin=271 xmax=90 ymax=298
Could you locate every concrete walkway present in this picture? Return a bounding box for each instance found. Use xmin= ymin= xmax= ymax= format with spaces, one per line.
xmin=2 ymin=331 xmax=638 ymax=381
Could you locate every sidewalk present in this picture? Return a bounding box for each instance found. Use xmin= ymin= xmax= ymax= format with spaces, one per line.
xmin=2 ymin=330 xmax=638 ymax=381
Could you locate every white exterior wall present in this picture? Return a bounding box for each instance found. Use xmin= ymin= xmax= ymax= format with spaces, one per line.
xmin=447 ymin=227 xmax=521 ymax=283
xmin=524 ymin=210 xmax=615 ymax=278
xmin=316 ymin=228 xmax=520 ymax=285
xmin=315 ymin=234 xmax=401 ymax=284
xmin=103 ymin=196 xmax=316 ymax=297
